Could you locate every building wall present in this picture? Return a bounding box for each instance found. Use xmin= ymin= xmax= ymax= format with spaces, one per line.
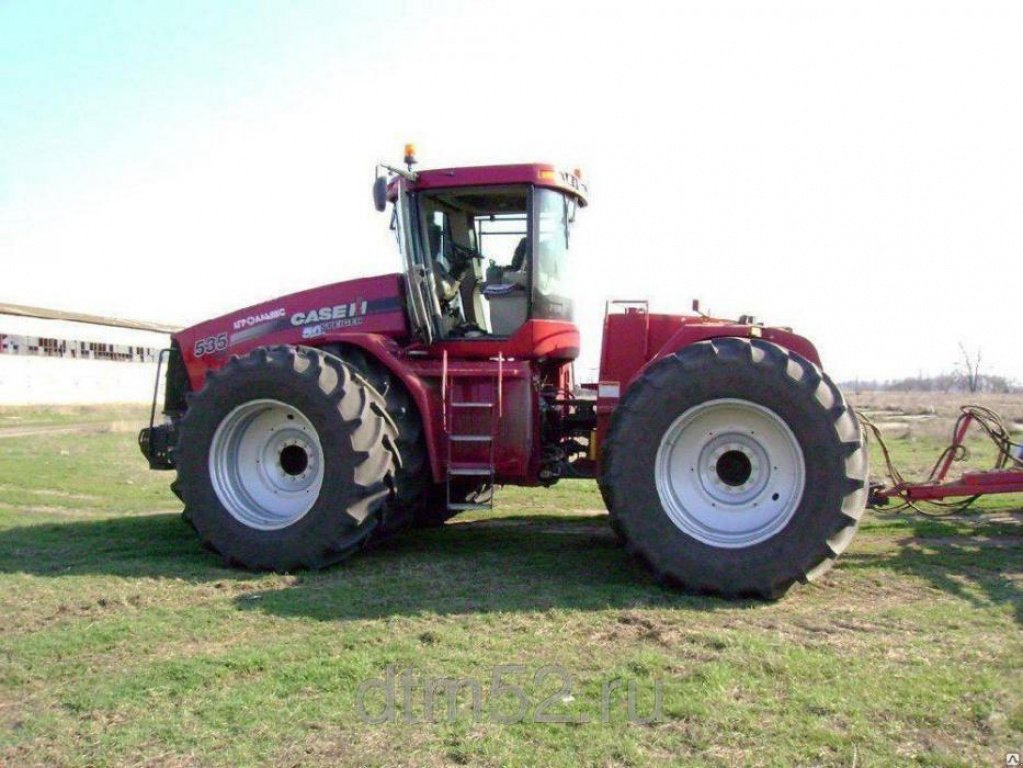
xmin=0 ymin=314 xmax=170 ymax=405
xmin=0 ymin=355 xmax=164 ymax=405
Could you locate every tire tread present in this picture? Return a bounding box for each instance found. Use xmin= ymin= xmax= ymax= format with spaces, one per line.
xmin=175 ymin=345 xmax=399 ymax=571
xmin=599 ymin=337 xmax=868 ymax=598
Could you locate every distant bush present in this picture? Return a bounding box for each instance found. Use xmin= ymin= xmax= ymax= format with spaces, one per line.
xmin=841 ymin=373 xmax=1023 ymax=394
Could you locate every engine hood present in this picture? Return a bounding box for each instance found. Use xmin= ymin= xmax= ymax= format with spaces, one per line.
xmin=173 ymin=274 xmax=408 ymax=386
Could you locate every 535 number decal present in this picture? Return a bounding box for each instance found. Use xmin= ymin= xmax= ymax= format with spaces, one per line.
xmin=193 ymin=333 xmax=228 ymax=357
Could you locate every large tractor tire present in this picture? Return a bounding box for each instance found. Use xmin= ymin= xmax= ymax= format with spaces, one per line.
xmin=599 ymin=337 xmax=868 ymax=599
xmin=325 ymin=344 xmax=483 ymax=529
xmin=324 ymin=344 xmax=429 ymax=537
xmin=174 ymin=345 xmax=399 ymax=571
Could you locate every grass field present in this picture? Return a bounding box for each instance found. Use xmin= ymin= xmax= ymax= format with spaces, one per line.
xmin=1 ymin=403 xmax=1021 ymax=767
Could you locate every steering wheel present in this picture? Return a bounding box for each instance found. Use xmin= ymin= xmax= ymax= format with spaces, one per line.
xmin=448 ymin=240 xmax=482 ymax=264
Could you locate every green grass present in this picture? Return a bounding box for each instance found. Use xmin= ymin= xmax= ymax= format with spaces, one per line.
xmin=0 ymin=404 xmax=151 ymax=430
xmin=0 ymin=413 xmax=1020 ymax=767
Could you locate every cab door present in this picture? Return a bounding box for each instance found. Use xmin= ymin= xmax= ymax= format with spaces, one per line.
xmin=395 ymin=179 xmax=443 ymax=344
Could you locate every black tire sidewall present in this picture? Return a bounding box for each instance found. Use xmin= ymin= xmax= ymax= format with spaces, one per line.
xmin=176 ymin=350 xmax=376 ymax=568
xmin=606 ymin=342 xmax=854 ymax=593
xmin=324 ymin=343 xmax=427 ymax=535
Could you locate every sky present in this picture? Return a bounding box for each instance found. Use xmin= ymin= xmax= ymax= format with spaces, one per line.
xmin=1 ymin=0 xmax=1021 ymax=383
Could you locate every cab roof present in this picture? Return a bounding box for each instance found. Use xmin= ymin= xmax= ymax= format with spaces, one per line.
xmin=394 ymin=163 xmax=588 ymax=206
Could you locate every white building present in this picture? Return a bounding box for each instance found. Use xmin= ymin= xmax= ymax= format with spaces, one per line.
xmin=0 ymin=304 xmax=175 ymax=405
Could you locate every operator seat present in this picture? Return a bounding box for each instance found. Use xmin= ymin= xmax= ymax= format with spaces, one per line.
xmin=510 ymin=237 xmax=528 ymax=272
xmin=482 ymin=237 xmax=530 ymax=335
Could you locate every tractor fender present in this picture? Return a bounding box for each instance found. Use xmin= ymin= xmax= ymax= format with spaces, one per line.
xmin=594 ymin=325 xmax=823 ymax=475
xmin=638 ymin=325 xmax=822 ymax=391
xmin=318 ymin=334 xmax=444 ymax=483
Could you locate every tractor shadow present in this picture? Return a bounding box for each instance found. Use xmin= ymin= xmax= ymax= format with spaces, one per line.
xmin=0 ymin=510 xmax=736 ymax=616
xmin=1 ymin=508 xmax=1019 ymax=623
xmin=0 ymin=511 xmax=249 ymax=582
xmin=235 ymin=514 xmax=730 ymax=620
xmin=839 ymin=510 xmax=1023 ymax=625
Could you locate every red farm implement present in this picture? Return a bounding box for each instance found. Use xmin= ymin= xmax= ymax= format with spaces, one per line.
xmin=865 ymin=406 xmax=1023 ymax=512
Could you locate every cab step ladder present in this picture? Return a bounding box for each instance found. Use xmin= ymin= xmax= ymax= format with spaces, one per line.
xmin=442 ymin=351 xmax=503 ymax=512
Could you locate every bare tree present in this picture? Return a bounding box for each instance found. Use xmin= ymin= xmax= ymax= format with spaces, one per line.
xmin=957 ymin=342 xmax=983 ymax=393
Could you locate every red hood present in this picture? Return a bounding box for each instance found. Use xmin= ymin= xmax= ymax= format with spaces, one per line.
xmin=174 ymin=273 xmax=408 ymax=389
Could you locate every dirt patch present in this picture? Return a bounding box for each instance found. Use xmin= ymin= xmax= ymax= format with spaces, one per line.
xmin=0 ymin=422 xmax=138 ymax=439
xmin=849 ymin=391 xmax=1023 ymax=422
xmin=898 ymin=535 xmax=1022 ymax=548
xmin=0 ymin=485 xmax=101 ymax=501
xmin=454 ymin=513 xmax=610 ymax=536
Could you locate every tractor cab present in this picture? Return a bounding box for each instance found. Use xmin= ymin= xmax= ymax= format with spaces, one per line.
xmin=376 ymin=151 xmax=587 ymax=346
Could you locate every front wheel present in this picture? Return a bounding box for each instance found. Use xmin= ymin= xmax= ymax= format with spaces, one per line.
xmin=599 ymin=337 xmax=868 ymax=598
xmin=175 ymin=345 xmax=399 ymax=571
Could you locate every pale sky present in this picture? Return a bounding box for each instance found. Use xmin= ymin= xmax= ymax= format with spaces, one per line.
xmin=2 ymin=1 xmax=1021 ymax=383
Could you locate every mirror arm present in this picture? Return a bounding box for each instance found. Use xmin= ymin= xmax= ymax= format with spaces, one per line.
xmin=376 ymin=163 xmax=418 ymax=182
xmin=374 ymin=163 xmax=419 ymax=213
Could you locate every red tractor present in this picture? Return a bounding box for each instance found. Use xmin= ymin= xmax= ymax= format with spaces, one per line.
xmin=140 ymin=148 xmax=868 ymax=598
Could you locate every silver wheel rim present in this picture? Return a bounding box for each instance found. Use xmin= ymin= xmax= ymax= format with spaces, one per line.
xmin=654 ymin=398 xmax=805 ymax=548
xmin=209 ymin=399 xmax=324 ymax=531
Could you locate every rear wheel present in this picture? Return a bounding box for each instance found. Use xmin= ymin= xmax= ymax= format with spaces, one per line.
xmin=599 ymin=337 xmax=867 ymax=598
xmin=175 ymin=345 xmax=399 ymax=571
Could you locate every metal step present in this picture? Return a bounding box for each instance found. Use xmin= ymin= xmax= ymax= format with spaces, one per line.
xmin=443 ymin=368 xmax=518 ymax=378
xmin=451 ymin=401 xmax=494 ymax=408
xmin=448 ymin=463 xmax=493 ymax=477
xmin=449 ymin=435 xmax=492 ymax=442
xmin=447 ymin=502 xmax=493 ymax=511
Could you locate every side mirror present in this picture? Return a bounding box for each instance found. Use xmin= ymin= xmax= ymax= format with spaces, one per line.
xmin=373 ymin=176 xmax=388 ymax=212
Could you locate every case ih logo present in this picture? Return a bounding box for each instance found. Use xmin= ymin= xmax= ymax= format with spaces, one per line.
xmin=290 ymin=301 xmax=368 ymax=326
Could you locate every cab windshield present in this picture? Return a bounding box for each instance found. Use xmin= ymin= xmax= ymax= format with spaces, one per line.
xmin=413 ymin=185 xmax=574 ymax=338
xmin=533 ymin=187 xmax=574 ymax=322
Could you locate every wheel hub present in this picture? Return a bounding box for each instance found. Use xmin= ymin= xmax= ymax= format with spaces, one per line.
xmin=654 ymin=398 xmax=806 ymax=548
xmin=715 ymin=449 xmax=752 ymax=487
xmin=209 ymin=399 xmax=324 ymax=531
